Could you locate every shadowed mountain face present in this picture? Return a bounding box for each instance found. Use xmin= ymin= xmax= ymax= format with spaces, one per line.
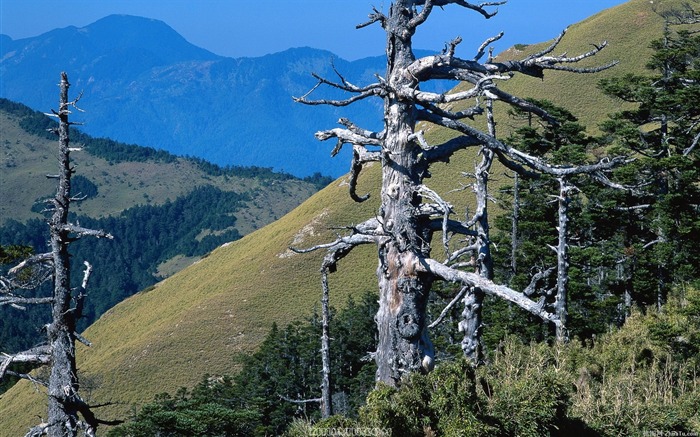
xmin=0 ymin=15 xmax=404 ymax=177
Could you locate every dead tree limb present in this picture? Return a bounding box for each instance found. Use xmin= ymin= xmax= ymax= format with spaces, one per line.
xmin=296 ymin=0 xmax=618 ymax=386
xmin=0 ymin=73 xmax=113 ymax=437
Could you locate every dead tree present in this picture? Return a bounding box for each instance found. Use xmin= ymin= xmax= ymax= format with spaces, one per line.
xmin=294 ymin=1 xmax=623 ymax=386
xmin=0 ymin=73 xmax=114 ymax=437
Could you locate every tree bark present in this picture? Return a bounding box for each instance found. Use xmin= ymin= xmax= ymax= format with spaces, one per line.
xmin=511 ymin=173 xmax=520 ymax=279
xmin=554 ymin=178 xmax=573 ymax=343
xmin=373 ymin=2 xmax=436 ymax=385
xmin=320 ymin=268 xmax=332 ymax=418
xmin=45 ymin=72 xmax=83 ymax=436
xmin=460 ymin=99 xmax=496 ymax=363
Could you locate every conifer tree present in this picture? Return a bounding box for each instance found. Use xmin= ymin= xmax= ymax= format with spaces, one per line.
xmin=294 ymin=1 xmax=622 ymax=385
xmin=598 ymin=10 xmax=700 ymax=310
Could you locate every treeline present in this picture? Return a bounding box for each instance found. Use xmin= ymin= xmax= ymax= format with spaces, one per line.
xmin=0 ymin=185 xmax=246 ymax=353
xmin=1 ymin=98 xmax=333 ymax=187
xmin=111 ymin=19 xmax=700 ymax=436
xmin=109 ymin=288 xmax=700 ymax=436
xmin=108 ymin=292 xmax=379 ymax=437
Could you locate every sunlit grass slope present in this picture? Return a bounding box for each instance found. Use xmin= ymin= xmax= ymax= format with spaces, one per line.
xmin=0 ymin=108 xmax=317 ymax=232
xmin=490 ymin=0 xmax=670 ymax=132
xmin=0 ymin=0 xmax=685 ymax=433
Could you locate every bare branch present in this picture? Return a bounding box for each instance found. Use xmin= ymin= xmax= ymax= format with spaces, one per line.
xmin=419 ymin=184 xmax=454 ymax=256
xmin=1 ymin=346 xmax=52 ymax=381
xmin=408 ymin=0 xmax=435 ymax=30
xmin=418 ymin=257 xmax=560 ymax=327
xmin=279 ymin=394 xmax=322 ymax=404
xmin=430 ymin=0 xmax=506 ymax=19
xmin=5 ymin=370 xmax=47 ymax=387
xmin=523 ymin=267 xmax=556 ymax=297
xmin=474 ymin=32 xmax=504 ymax=62
xmin=24 ymin=423 xmax=50 ymax=437
xmin=62 ymin=224 xmax=114 ymax=240
xmin=349 ymin=146 xmax=373 ymax=202
xmin=429 ymin=285 xmax=469 ymax=328
xmin=684 ymin=131 xmax=700 ymax=156
xmin=315 ymin=128 xmax=382 ymax=148
xmin=419 ymin=109 xmax=630 ymax=176
xmin=357 ymin=7 xmax=386 ymax=29
xmin=7 ymin=253 xmax=53 ymax=276
xmin=0 ymin=296 xmax=54 ymax=308
xmin=339 ymin=118 xmax=385 ymax=141
xmin=289 ymin=218 xmax=384 ymax=255
xmin=294 ymin=73 xmax=385 ymax=107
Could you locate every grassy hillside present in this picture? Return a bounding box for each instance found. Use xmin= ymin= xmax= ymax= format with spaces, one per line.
xmin=0 ymin=0 xmax=685 ymax=433
xmin=0 ymin=100 xmax=320 ymax=231
xmin=489 ymin=0 xmax=666 ymax=132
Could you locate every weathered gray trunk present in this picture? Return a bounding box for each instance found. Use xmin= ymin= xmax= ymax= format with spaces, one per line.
xmin=46 ymin=72 xmax=82 ymax=436
xmin=555 ymin=178 xmax=572 ymax=343
xmin=460 ymin=149 xmax=494 ymax=362
xmin=460 ymin=101 xmax=495 ymax=363
xmin=511 ymin=173 xmax=520 ymax=278
xmin=320 ymin=269 xmax=332 ymax=417
xmin=374 ymin=1 xmax=434 ymax=386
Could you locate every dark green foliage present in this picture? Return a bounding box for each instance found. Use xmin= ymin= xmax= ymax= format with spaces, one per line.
xmin=0 ymin=244 xmax=33 ymax=264
xmin=302 ymin=289 xmax=700 ymax=436
xmin=110 ymin=292 xmax=378 ymax=436
xmin=107 ymin=377 xmax=261 ymax=437
xmin=302 ymin=172 xmax=335 ymax=190
xmin=69 ymin=175 xmax=99 ymax=199
xmin=491 ymin=99 xmax=624 ymax=344
xmin=0 ymin=185 xmax=246 ymax=352
xmin=597 ymin=26 xmax=700 ymax=307
xmin=356 ymin=354 xmax=574 ymax=436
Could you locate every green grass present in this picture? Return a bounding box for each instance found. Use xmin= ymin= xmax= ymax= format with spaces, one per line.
xmin=0 ymin=110 xmax=318 ymax=230
xmin=0 ymin=0 xmax=688 ymax=433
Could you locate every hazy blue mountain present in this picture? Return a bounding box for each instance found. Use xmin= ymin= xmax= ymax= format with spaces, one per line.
xmin=0 ymin=15 xmax=453 ymax=177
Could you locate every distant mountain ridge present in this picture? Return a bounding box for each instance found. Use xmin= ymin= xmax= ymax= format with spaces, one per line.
xmin=0 ymin=96 xmax=326 ymax=356
xmin=0 ymin=15 xmax=407 ymax=176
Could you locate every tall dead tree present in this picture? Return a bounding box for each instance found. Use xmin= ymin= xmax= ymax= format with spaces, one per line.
xmin=294 ymin=1 xmax=623 ymax=386
xmin=0 ymin=73 xmax=114 ymax=436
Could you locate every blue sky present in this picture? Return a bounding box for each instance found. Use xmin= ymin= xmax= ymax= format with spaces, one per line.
xmin=1 ymin=1 xmax=627 ymax=60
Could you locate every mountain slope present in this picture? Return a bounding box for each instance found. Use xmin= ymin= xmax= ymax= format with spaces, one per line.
xmin=1 ymin=15 xmax=454 ymax=177
xmin=0 ymin=98 xmax=325 ymax=353
xmin=0 ymin=0 xmax=682 ymax=432
xmin=0 ymin=98 xmax=319 ymax=229
xmin=0 ymin=15 xmax=387 ymax=177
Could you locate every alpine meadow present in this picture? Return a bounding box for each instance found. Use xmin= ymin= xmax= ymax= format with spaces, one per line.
xmin=1 ymin=0 xmax=699 ymax=436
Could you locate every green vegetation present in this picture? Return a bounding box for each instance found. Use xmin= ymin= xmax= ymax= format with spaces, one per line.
xmin=108 ymin=293 xmax=378 ymax=436
xmin=110 ymin=288 xmax=700 ymax=436
xmin=0 ymin=185 xmax=246 ymax=353
xmin=1 ymin=0 xmax=699 ymax=435
xmin=295 ymin=288 xmax=700 ymax=436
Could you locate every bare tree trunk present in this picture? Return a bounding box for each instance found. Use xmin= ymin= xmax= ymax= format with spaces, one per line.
xmin=373 ymin=3 xmax=436 ymax=385
xmin=461 ymin=99 xmax=495 ymax=363
xmin=511 ymin=173 xmax=520 ymax=279
xmin=44 ymin=72 xmax=83 ymax=436
xmin=320 ymin=269 xmax=332 ymax=418
xmin=554 ymin=177 xmax=573 ymax=343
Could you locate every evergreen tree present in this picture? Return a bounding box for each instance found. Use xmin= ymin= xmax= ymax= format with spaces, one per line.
xmin=598 ymin=21 xmax=700 ymax=309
